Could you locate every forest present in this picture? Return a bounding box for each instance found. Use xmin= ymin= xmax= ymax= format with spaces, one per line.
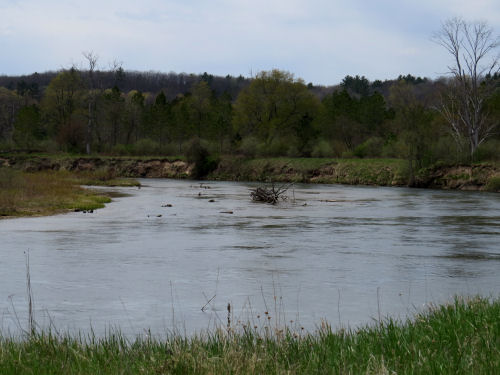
xmin=1 ymin=61 xmax=499 ymax=177
xmin=0 ymin=18 xmax=499 ymax=187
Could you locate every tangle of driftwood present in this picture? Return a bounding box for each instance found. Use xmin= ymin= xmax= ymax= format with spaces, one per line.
xmin=250 ymin=183 xmax=292 ymax=204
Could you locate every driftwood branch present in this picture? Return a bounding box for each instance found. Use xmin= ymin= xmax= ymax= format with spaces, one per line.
xmin=250 ymin=182 xmax=292 ymax=204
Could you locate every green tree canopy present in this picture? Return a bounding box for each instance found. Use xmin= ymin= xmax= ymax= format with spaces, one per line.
xmin=340 ymin=75 xmax=370 ymax=97
xmin=233 ymin=69 xmax=319 ymax=146
xmin=0 ymin=87 xmax=21 ymax=142
xmin=12 ymin=105 xmax=44 ymax=148
xmin=41 ymin=68 xmax=85 ymax=150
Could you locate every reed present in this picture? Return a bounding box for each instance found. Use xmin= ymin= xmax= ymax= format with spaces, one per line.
xmin=0 ymin=296 xmax=498 ymax=374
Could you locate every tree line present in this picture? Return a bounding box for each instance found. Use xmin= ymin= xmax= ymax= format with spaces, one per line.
xmin=0 ymin=19 xmax=499 ymax=172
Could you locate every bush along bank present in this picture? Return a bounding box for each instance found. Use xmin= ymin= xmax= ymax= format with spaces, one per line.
xmin=209 ymin=157 xmax=500 ymax=191
xmin=1 ymin=154 xmax=500 ymax=191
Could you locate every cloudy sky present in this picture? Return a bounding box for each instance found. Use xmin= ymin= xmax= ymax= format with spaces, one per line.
xmin=1 ymin=0 xmax=499 ymax=85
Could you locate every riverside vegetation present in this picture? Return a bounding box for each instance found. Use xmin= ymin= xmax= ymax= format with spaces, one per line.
xmin=0 ymin=296 xmax=498 ymax=374
xmin=2 ymin=153 xmax=500 ymax=192
xmin=1 ymin=17 xmax=499 ymax=373
xmin=1 ymin=20 xmax=499 ymax=195
xmin=1 ymin=20 xmax=499 ymax=180
xmin=0 ymin=167 xmax=139 ymax=218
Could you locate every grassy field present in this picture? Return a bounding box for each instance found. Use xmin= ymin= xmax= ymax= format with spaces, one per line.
xmin=0 ymin=168 xmax=138 ymax=218
xmin=0 ymin=296 xmax=498 ymax=374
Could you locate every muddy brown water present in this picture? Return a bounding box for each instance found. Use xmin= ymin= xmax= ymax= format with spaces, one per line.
xmin=1 ymin=179 xmax=499 ymax=337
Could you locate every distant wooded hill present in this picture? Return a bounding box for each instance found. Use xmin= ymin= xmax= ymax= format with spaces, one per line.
xmin=0 ymin=70 xmax=434 ymax=101
xmin=1 ymin=68 xmax=498 ymax=175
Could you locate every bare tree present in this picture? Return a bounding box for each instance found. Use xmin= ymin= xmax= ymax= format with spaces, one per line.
xmin=83 ymin=51 xmax=98 ymax=155
xmin=433 ymin=17 xmax=499 ymax=159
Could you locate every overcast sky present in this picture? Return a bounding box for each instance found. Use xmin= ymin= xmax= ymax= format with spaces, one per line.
xmin=1 ymin=0 xmax=499 ymax=85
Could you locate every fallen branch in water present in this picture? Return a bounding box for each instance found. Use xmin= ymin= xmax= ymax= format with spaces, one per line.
xmin=250 ymin=183 xmax=292 ymax=204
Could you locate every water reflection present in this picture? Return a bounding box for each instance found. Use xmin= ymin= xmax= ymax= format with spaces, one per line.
xmin=0 ymin=180 xmax=499 ymax=337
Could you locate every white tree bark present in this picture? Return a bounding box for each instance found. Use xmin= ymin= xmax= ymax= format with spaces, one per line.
xmin=433 ymin=18 xmax=499 ymax=158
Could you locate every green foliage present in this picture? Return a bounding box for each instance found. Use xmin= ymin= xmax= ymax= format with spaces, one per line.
xmin=340 ymin=74 xmax=370 ymax=97
xmin=131 ymin=138 xmax=160 ymax=155
xmin=474 ymin=140 xmax=500 ymax=162
xmin=0 ymin=87 xmax=21 ymax=142
xmin=0 ymin=139 xmax=15 ymax=151
xmin=4 ymin=66 xmax=500 ymax=164
xmin=233 ymin=70 xmax=319 ymax=147
xmin=12 ymin=105 xmax=44 ymax=148
xmin=388 ymin=81 xmax=439 ymax=183
xmin=185 ymin=139 xmax=219 ymax=179
xmin=237 ymin=136 xmax=260 ymax=157
xmin=320 ymin=89 xmax=392 ymax=151
xmin=170 ymin=94 xmax=192 ymax=152
xmin=111 ymin=143 xmax=134 ymax=156
xmin=353 ymin=136 xmax=384 ymax=158
xmin=188 ymin=81 xmax=214 ymax=138
xmin=42 ymin=68 xmax=84 ymax=138
xmin=261 ymin=138 xmax=290 ymax=157
xmin=311 ymin=139 xmax=335 ymax=158
xmin=210 ymin=92 xmax=233 ymax=152
xmin=397 ymin=74 xmax=428 ymax=85
xmin=100 ymin=86 xmax=125 ymax=148
xmin=485 ymin=175 xmax=500 ymax=192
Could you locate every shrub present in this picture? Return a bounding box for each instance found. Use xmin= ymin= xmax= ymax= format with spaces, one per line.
xmin=37 ymin=139 xmax=59 ymax=153
xmin=185 ymin=139 xmax=219 ymax=179
xmin=286 ymin=144 xmax=301 ymax=157
xmin=238 ymin=136 xmax=260 ymax=157
xmin=311 ymin=140 xmax=335 ymax=158
xmin=159 ymin=142 xmax=182 ymax=157
xmin=0 ymin=140 xmax=15 ymax=152
xmin=111 ymin=144 xmax=133 ymax=156
xmin=474 ymin=140 xmax=500 ymax=162
xmin=353 ymin=137 xmax=384 ymax=158
xmin=132 ymin=138 xmax=160 ymax=155
xmin=262 ymin=138 xmax=289 ymax=157
xmin=485 ymin=175 xmax=500 ymax=192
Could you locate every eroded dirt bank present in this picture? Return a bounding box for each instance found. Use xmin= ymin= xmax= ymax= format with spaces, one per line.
xmin=0 ymin=155 xmax=192 ymax=179
xmin=1 ymin=155 xmax=499 ymax=192
xmin=210 ymin=158 xmax=500 ymax=192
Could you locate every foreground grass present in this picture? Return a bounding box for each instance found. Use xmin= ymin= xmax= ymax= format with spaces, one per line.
xmin=0 ymin=296 xmax=498 ymax=374
xmin=0 ymin=168 xmax=137 ymax=218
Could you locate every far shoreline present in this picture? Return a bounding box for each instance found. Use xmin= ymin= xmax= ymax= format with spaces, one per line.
xmin=2 ymin=153 xmax=499 ymax=193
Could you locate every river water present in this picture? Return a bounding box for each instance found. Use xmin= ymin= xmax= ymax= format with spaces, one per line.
xmin=1 ymin=179 xmax=499 ymax=337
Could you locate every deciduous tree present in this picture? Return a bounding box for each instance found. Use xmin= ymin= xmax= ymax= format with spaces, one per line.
xmin=0 ymin=87 xmax=21 ymax=143
xmin=41 ymin=68 xmax=84 ymax=150
xmin=433 ymin=17 xmax=499 ymax=159
xmin=234 ymin=70 xmax=319 ymax=147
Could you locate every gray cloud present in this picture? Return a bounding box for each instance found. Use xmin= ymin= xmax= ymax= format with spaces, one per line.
xmin=0 ymin=0 xmax=498 ymax=84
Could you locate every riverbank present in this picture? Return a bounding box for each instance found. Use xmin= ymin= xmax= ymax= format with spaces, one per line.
xmin=211 ymin=157 xmax=500 ymax=192
xmin=1 ymin=153 xmax=500 ymax=192
xmin=0 ymin=296 xmax=498 ymax=374
xmin=0 ymin=168 xmax=138 ymax=218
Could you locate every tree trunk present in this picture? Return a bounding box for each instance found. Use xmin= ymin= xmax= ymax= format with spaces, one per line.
xmin=86 ymin=101 xmax=92 ymax=154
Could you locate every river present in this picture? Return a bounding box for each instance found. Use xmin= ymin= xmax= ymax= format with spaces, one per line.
xmin=1 ymin=179 xmax=499 ymax=337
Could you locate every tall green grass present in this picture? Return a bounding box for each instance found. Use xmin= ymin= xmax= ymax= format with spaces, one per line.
xmin=1 ymin=296 xmax=498 ymax=374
